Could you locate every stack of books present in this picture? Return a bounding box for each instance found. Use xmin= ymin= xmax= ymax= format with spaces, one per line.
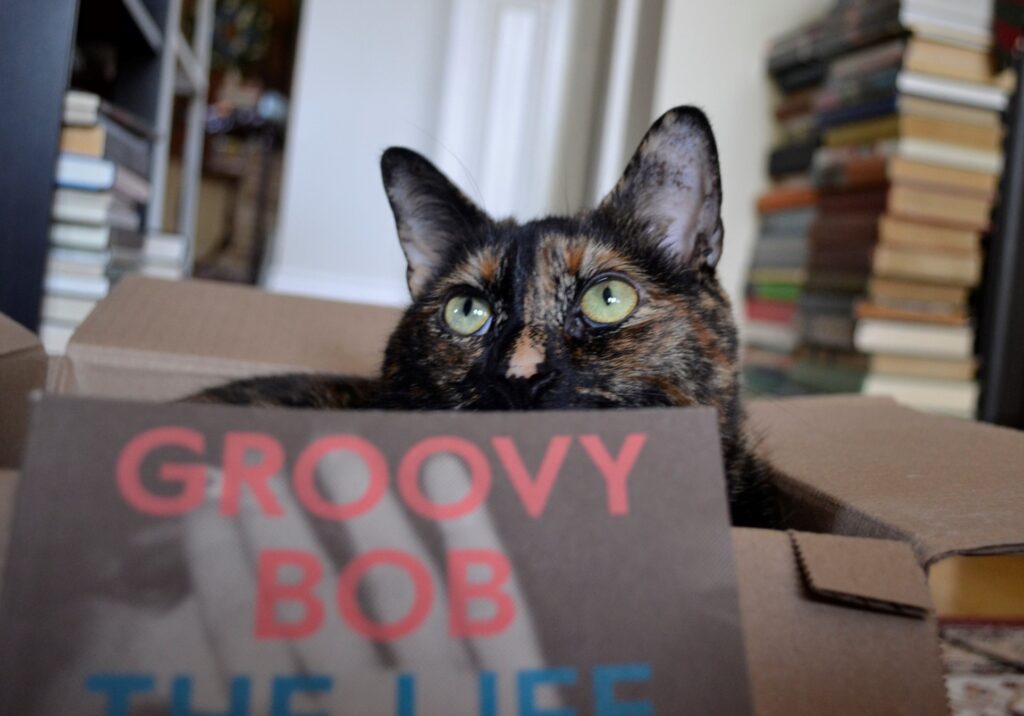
xmin=743 ymin=184 xmax=816 ymax=396
xmin=743 ymin=57 xmax=824 ymax=396
xmin=40 ymin=90 xmax=152 ymax=354
xmin=749 ymin=0 xmax=903 ymax=396
xmin=135 ymin=233 xmax=190 ymax=281
xmin=758 ymin=0 xmax=1011 ymax=418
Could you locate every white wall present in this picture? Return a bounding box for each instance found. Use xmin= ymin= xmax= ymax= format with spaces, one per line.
xmin=271 ymin=0 xmax=831 ymax=310
xmin=267 ymin=0 xmax=610 ymax=307
xmin=651 ymin=0 xmax=831 ymax=319
xmin=266 ymin=0 xmax=453 ymax=305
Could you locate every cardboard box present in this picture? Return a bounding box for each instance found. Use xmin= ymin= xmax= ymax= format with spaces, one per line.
xmin=50 ymin=275 xmax=404 ymax=400
xmin=734 ymin=529 xmax=948 ymax=715
xmin=24 ymin=276 xmax=969 ymax=713
xmin=0 ymin=314 xmax=47 ymax=468
xmin=747 ymin=396 xmax=1024 ymax=568
xmin=0 ymin=470 xmax=17 ymax=580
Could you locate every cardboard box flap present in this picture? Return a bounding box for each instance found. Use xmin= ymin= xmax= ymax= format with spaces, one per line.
xmin=789 ymin=531 xmax=931 ymax=618
xmin=735 ymin=528 xmax=949 ymax=716
xmin=0 ymin=315 xmax=47 ymax=469
xmin=750 ymin=395 xmax=1024 ymax=567
xmin=59 ymin=276 xmax=405 ymax=400
xmin=0 ymin=314 xmax=40 ymax=357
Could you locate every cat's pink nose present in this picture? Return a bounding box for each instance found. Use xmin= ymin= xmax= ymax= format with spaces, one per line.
xmin=506 ymin=334 xmax=546 ymax=379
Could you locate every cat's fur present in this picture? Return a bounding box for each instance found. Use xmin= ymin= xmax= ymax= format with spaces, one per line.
xmin=193 ymin=106 xmax=780 ymax=527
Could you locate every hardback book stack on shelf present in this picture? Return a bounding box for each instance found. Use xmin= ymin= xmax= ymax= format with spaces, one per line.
xmin=742 ymin=180 xmax=816 ymax=396
xmin=41 ymin=91 xmax=189 ymax=355
xmin=745 ymin=0 xmax=904 ymax=397
xmin=754 ymin=0 xmax=1012 ymax=418
xmin=41 ymin=90 xmax=150 ymax=354
xmin=742 ymin=82 xmax=821 ymax=396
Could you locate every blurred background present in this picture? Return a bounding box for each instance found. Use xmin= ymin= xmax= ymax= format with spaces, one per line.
xmin=1 ymin=0 xmax=1023 ymax=428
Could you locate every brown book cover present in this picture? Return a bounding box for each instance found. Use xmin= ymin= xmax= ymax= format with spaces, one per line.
xmin=878 ymin=215 xmax=980 ymax=253
xmin=887 ymin=158 xmax=997 ymax=200
xmin=818 ymin=187 xmax=890 ymax=214
xmin=810 ymin=213 xmax=880 ymax=248
xmin=60 ymin=125 xmax=105 ymax=156
xmin=888 ymin=185 xmax=993 ymax=232
xmin=899 ymin=114 xmax=1003 ymax=153
xmin=869 ymin=353 xmax=976 ymax=381
xmin=873 ymin=245 xmax=982 ymax=286
xmin=774 ymin=87 xmax=819 ymax=120
xmin=898 ymin=96 xmax=1003 ymax=130
xmin=855 ymin=300 xmax=969 ymax=326
xmin=904 ymin=37 xmax=1001 ymax=86
xmin=0 ymin=396 xmax=753 ymax=715
xmin=757 ymin=185 xmax=818 ymax=213
xmin=809 ymin=246 xmax=876 ymax=272
xmin=869 ymin=293 xmax=967 ymax=319
xmin=868 ymin=276 xmax=969 ymax=306
xmin=815 ymin=155 xmax=890 ymax=191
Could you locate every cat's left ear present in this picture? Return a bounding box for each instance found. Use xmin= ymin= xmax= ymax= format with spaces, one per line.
xmin=381 ymin=148 xmax=492 ymax=300
xmin=598 ymin=106 xmax=724 ymax=269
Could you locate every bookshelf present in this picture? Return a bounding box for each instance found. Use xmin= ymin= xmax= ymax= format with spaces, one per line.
xmin=0 ymin=0 xmax=214 ymax=332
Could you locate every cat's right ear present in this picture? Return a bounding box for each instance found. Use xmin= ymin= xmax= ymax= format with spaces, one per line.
xmin=381 ymin=148 xmax=491 ymax=300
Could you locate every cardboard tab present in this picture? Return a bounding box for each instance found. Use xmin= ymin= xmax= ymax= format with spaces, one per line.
xmin=1 ymin=396 xmax=753 ymax=714
xmin=735 ymin=529 xmax=949 ymax=716
xmin=57 ymin=276 xmax=404 ymax=400
xmin=0 ymin=314 xmax=47 ymax=469
xmin=789 ymin=531 xmax=931 ymax=617
xmin=750 ymin=395 xmax=1024 ymax=566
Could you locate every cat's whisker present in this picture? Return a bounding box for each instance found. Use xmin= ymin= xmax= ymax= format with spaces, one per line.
xmin=574 ymin=386 xmax=621 ymax=403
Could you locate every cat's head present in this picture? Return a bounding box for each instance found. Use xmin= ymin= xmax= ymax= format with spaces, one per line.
xmin=378 ymin=106 xmax=740 ymax=431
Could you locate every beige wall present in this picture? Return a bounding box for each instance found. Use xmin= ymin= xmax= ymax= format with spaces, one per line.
xmin=652 ymin=0 xmax=831 ymax=325
xmin=267 ymin=0 xmax=612 ymax=306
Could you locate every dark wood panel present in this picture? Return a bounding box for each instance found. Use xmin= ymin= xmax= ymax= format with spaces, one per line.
xmin=979 ymin=52 xmax=1024 ymax=428
xmin=0 ymin=0 xmax=80 ymax=331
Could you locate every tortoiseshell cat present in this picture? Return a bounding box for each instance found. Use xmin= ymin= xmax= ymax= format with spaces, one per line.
xmin=194 ymin=106 xmax=780 ymax=527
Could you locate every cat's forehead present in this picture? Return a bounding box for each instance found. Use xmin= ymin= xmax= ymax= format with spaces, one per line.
xmin=446 ymin=219 xmax=641 ymax=290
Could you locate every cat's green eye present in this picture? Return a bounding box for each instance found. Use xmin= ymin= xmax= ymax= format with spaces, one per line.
xmin=443 ymin=294 xmax=493 ymax=335
xmin=580 ymin=278 xmax=639 ymax=326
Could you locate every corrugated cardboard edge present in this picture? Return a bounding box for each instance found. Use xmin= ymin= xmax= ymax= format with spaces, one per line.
xmin=54 ymin=276 xmax=401 ymax=400
xmin=55 ymin=343 xmax=327 ymax=400
xmin=65 ymin=342 xmax=322 ymax=381
xmin=773 ymin=466 xmax=913 ymax=537
xmin=788 ymin=531 xmax=931 ymax=618
xmin=780 ymin=475 xmax=1024 ymax=570
xmin=750 ymin=395 xmax=1024 ymax=569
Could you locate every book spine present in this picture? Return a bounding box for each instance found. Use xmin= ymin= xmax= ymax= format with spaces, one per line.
xmin=99 ymin=117 xmax=152 ymax=177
